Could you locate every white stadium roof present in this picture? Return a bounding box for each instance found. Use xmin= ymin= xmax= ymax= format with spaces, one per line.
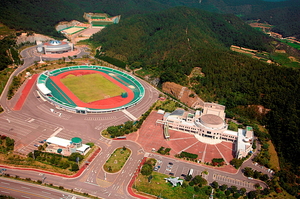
xmin=37 ymin=83 xmax=51 ymax=95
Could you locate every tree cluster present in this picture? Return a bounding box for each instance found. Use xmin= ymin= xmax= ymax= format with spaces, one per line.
xmin=27 ymin=151 xmax=83 ymax=171
xmin=179 ymin=151 xmax=198 ymax=160
xmin=157 ymin=146 xmax=171 ymax=155
xmin=0 ymin=135 xmax=15 ymax=153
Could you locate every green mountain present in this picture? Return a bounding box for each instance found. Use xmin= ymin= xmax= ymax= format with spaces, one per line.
xmin=1 ymin=0 xmax=299 ymax=38
xmin=90 ymin=8 xmax=300 ymax=191
xmin=91 ymin=7 xmax=272 ymax=66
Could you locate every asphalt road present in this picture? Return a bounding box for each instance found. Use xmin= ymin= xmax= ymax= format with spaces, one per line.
xmin=0 ymin=46 xmax=270 ymax=198
xmin=0 ymin=177 xmax=89 ymax=199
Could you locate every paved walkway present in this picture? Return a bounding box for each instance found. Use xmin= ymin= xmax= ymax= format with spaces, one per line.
xmin=13 ymin=74 xmax=38 ymax=111
xmin=127 ymin=111 xmax=236 ymax=173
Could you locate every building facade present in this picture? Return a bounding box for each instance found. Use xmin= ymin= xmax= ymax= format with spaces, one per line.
xmin=157 ymin=103 xmax=254 ymax=158
xmin=36 ymin=40 xmax=74 ymax=54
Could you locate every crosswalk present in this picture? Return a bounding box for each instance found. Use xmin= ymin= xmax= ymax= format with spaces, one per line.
xmin=213 ymin=174 xmax=253 ymax=188
xmin=84 ymin=116 xmax=117 ymax=121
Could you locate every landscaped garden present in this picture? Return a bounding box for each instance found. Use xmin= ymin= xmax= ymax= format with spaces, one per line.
xmin=103 ymin=147 xmax=131 ymax=173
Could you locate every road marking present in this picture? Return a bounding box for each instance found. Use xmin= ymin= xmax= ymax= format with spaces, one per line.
xmin=1 ymin=191 xmax=9 ymax=193
xmin=21 ymin=196 xmax=30 ymax=198
xmin=1 ymin=182 xmax=9 ymax=185
xmin=21 ymin=186 xmax=30 ymax=189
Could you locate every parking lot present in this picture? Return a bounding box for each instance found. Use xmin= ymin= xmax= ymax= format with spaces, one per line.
xmin=151 ymin=156 xmax=209 ymax=181
xmin=213 ymin=174 xmax=254 ymax=188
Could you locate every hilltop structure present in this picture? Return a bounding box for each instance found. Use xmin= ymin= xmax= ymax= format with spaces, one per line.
xmin=157 ymin=103 xmax=254 ymax=158
xmin=83 ymin=13 xmax=121 ymax=28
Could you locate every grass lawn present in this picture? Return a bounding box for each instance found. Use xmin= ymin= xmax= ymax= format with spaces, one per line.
xmin=134 ymin=172 xmax=210 ymax=199
xmin=267 ymin=140 xmax=280 ymax=171
xmin=103 ymin=147 xmax=131 ymax=173
xmin=61 ymin=73 xmax=125 ymax=103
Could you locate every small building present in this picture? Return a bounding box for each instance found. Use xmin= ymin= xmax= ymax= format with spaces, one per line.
xmin=46 ymin=136 xmax=90 ymax=156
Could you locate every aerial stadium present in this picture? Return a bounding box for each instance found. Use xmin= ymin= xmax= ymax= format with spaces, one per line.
xmin=36 ymin=65 xmax=145 ymax=114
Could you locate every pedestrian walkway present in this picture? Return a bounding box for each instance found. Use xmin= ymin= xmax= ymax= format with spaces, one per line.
xmin=122 ymin=109 xmax=137 ymax=121
xmin=13 ymin=74 xmax=38 ymax=111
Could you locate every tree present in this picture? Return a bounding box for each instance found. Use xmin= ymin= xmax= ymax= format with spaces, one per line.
xmin=233 ymin=192 xmax=240 ymax=198
xmin=259 ymin=174 xmax=269 ymax=181
xmin=248 ymin=190 xmax=258 ymax=199
xmin=230 ymin=185 xmax=238 ymax=193
xmin=225 ymin=190 xmax=231 ymax=196
xmin=254 ymin=183 xmax=261 ymax=189
xmin=220 ymin=184 xmax=228 ymax=191
xmin=239 ymin=187 xmax=247 ymax=195
xmin=68 ymin=152 xmax=83 ymax=162
xmin=141 ymin=163 xmax=152 ymax=176
xmin=185 ymin=174 xmax=192 ymax=181
xmin=243 ymin=167 xmax=254 ymax=177
xmin=71 ymin=163 xmax=79 ymax=171
xmin=253 ymin=170 xmax=262 ymax=179
xmin=211 ymin=181 xmax=219 ymax=189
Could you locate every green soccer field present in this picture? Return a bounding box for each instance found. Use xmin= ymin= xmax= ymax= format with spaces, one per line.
xmin=60 ymin=73 xmax=125 ymax=103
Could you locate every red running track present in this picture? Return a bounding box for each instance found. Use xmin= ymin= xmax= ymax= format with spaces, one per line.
xmin=13 ymin=74 xmax=39 ymax=111
xmin=50 ymin=70 xmax=135 ymax=109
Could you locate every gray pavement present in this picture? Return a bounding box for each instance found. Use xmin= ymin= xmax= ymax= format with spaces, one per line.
xmin=0 ymin=46 xmax=271 ymax=198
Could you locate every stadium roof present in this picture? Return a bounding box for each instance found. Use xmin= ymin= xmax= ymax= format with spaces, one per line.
xmin=37 ymin=83 xmax=51 ymax=95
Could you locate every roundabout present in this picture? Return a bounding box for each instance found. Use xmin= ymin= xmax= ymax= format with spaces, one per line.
xmin=36 ymin=65 xmax=145 ymax=114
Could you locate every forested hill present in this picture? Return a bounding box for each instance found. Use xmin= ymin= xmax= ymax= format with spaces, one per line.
xmin=1 ymin=0 xmax=299 ymax=39
xmin=200 ymin=0 xmax=300 ymax=39
xmin=0 ymin=0 xmax=169 ymax=37
xmin=90 ymin=7 xmax=300 ymax=188
xmin=90 ymin=6 xmax=271 ymax=65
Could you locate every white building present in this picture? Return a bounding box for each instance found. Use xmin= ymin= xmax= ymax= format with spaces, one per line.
xmin=157 ymin=103 xmax=254 ymax=158
xmin=45 ymin=136 xmax=90 ymax=156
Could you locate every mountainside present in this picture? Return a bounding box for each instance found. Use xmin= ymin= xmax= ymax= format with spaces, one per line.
xmin=91 ymin=7 xmax=272 ymax=66
xmin=89 ymin=7 xmax=300 ymax=184
xmin=1 ymin=0 xmax=299 ymax=38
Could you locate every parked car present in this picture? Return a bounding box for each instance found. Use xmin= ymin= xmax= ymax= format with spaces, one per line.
xmin=153 ymin=167 xmax=158 ymax=171
xmin=39 ymin=141 xmax=44 ymax=143
xmin=169 ymin=172 xmax=174 ymax=176
xmin=34 ymin=144 xmax=40 ymax=147
xmin=169 ymin=162 xmax=173 ymax=165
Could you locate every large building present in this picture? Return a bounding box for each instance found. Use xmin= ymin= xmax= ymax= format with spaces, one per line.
xmin=36 ymin=40 xmax=74 ymax=54
xmin=157 ymin=103 xmax=254 ymax=158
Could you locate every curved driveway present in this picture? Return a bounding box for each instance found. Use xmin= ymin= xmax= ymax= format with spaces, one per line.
xmin=0 ymin=46 xmax=269 ymax=198
xmin=0 ymin=46 xmax=158 ymax=198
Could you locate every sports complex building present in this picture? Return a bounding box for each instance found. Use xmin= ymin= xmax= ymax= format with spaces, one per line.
xmin=36 ymin=65 xmax=145 ymax=114
xmin=157 ymin=103 xmax=254 ymax=158
xmin=36 ymin=40 xmax=74 ymax=54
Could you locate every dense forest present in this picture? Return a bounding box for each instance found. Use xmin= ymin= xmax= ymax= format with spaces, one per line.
xmin=89 ymin=6 xmax=300 ymax=196
xmin=1 ymin=0 xmax=300 ymax=196
xmin=0 ymin=0 xmax=299 ymax=39
xmin=91 ymin=7 xmax=272 ymax=67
